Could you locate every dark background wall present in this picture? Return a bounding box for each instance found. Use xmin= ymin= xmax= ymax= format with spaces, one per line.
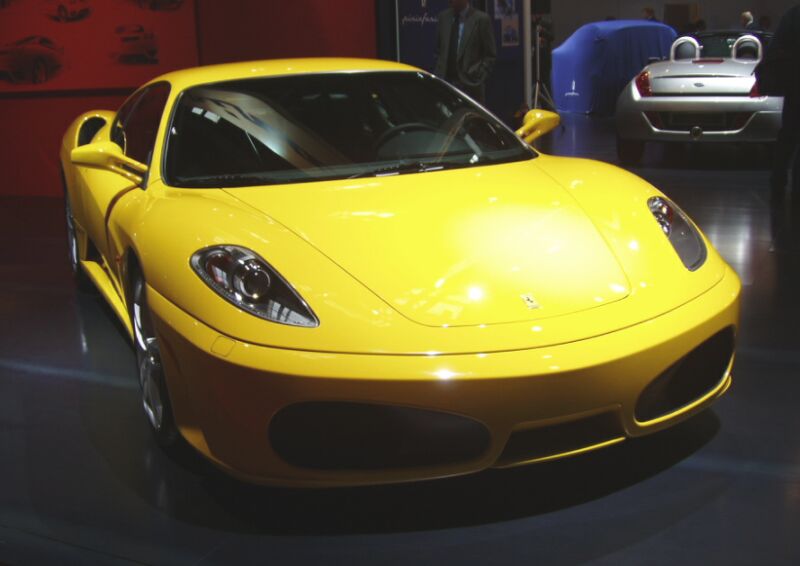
xmin=0 ymin=0 xmax=376 ymax=198
xmin=195 ymin=0 xmax=376 ymax=63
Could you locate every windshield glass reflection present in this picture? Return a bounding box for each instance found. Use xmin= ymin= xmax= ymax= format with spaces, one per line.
xmin=165 ymin=71 xmax=534 ymax=187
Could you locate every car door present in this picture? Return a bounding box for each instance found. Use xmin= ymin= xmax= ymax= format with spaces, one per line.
xmin=76 ymin=82 xmax=170 ymax=267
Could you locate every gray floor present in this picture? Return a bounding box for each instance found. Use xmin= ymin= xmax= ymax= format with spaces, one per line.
xmin=1 ymin=115 xmax=798 ymax=565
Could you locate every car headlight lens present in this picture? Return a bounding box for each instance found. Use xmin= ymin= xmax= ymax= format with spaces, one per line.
xmin=191 ymin=245 xmax=319 ymax=327
xmin=648 ymin=196 xmax=707 ymax=271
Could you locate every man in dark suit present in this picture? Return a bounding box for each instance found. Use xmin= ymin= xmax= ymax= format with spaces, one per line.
xmin=434 ymin=0 xmax=496 ymax=104
xmin=768 ymin=4 xmax=800 ymax=216
xmin=642 ymin=7 xmax=659 ymax=21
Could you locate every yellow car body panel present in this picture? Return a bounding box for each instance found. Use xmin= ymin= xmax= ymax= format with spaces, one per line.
xmin=148 ymin=266 xmax=738 ymax=486
xmin=59 ymin=58 xmax=741 ymax=486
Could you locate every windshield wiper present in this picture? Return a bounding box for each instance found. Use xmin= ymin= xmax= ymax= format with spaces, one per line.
xmin=347 ymin=160 xmax=460 ymax=179
xmin=175 ymin=172 xmax=285 ymax=187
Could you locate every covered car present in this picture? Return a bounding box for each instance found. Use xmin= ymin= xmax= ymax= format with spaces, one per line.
xmin=552 ymin=20 xmax=676 ymax=115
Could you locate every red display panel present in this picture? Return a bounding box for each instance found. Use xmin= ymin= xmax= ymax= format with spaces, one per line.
xmin=0 ymin=0 xmax=198 ymax=92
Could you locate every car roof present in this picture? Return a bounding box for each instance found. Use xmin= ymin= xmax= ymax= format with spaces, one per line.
xmin=147 ymin=58 xmax=421 ymax=92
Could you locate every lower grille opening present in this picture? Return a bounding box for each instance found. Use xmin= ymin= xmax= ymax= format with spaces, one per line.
xmin=496 ymin=411 xmax=624 ymax=467
xmin=635 ymin=327 xmax=735 ymax=422
xmin=269 ymin=402 xmax=490 ymax=471
xmin=653 ymin=111 xmax=753 ymax=132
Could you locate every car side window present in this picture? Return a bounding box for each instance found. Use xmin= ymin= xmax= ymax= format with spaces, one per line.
xmin=111 ymin=90 xmax=145 ymax=151
xmin=110 ymin=82 xmax=171 ymax=165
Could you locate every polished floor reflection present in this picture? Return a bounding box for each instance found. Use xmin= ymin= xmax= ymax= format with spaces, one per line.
xmin=1 ymin=116 xmax=799 ymax=565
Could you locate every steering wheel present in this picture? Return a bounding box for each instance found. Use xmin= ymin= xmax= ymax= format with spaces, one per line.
xmin=434 ymin=109 xmax=487 ymax=159
xmin=374 ymin=122 xmax=438 ymax=150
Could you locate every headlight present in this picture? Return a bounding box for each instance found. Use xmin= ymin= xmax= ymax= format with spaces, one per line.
xmin=648 ymin=196 xmax=707 ymax=271
xmin=191 ymin=245 xmax=319 ymax=327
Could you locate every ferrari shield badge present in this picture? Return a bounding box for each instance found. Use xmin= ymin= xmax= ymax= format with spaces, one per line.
xmin=521 ymin=294 xmax=540 ymax=310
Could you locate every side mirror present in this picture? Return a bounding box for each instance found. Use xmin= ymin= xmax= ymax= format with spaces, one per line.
xmin=70 ymin=141 xmax=148 ymax=185
xmin=516 ymin=109 xmax=560 ymax=145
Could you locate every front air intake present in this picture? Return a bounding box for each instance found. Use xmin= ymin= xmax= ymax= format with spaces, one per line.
xmin=270 ymin=402 xmax=491 ymax=471
xmin=635 ymin=327 xmax=735 ymax=422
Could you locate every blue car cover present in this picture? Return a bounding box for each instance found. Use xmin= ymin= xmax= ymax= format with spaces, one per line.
xmin=551 ymin=20 xmax=676 ymax=115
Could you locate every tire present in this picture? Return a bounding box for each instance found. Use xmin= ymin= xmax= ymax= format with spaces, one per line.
xmin=617 ymin=137 xmax=645 ymax=165
xmin=64 ymin=191 xmax=94 ymax=292
xmin=130 ymin=273 xmax=180 ymax=448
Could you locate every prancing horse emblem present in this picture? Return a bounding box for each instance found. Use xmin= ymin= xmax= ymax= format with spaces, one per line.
xmin=521 ymin=294 xmax=540 ymax=310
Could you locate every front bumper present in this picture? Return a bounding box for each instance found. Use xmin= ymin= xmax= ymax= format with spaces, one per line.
xmin=616 ymin=91 xmax=783 ymax=143
xmin=149 ymin=266 xmax=740 ymax=487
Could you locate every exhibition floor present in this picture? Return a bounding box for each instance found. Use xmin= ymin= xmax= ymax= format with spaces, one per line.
xmin=1 ymin=115 xmax=798 ymax=565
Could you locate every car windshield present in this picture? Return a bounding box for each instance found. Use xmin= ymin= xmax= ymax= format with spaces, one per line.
xmin=164 ymin=71 xmax=535 ymax=188
xmin=696 ymin=32 xmax=770 ymax=57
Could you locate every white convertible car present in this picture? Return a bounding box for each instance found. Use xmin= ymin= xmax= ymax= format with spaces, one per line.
xmin=615 ymin=30 xmax=783 ymax=163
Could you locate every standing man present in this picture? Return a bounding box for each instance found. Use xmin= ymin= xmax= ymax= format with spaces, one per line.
xmin=767 ymin=4 xmax=800 ymax=218
xmin=642 ymin=7 xmax=659 ymax=22
xmin=532 ymin=11 xmax=554 ymax=94
xmin=434 ymin=0 xmax=496 ymax=104
xmin=741 ymin=11 xmax=758 ymax=30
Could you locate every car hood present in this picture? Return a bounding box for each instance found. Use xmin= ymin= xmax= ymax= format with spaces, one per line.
xmin=224 ymin=160 xmax=632 ymax=328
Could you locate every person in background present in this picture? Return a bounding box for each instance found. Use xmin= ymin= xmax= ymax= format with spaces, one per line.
xmin=741 ymin=11 xmax=758 ymax=30
xmin=642 ymin=7 xmax=658 ymax=22
xmin=532 ymin=11 xmax=554 ymax=93
xmin=768 ymin=4 xmax=800 ymax=220
xmin=434 ymin=0 xmax=496 ymax=104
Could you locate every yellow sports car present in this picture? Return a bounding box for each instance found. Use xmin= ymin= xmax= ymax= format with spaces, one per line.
xmin=61 ymin=58 xmax=740 ymax=487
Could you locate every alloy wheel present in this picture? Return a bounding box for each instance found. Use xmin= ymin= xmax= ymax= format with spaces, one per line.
xmin=133 ymin=280 xmax=166 ymax=433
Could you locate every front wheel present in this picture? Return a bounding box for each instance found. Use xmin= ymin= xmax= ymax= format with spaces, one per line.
xmin=64 ymin=192 xmax=94 ymax=291
xmin=617 ymin=137 xmax=644 ymax=165
xmin=131 ymin=274 xmax=179 ymax=447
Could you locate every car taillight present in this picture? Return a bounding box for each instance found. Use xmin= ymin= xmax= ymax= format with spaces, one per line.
xmin=749 ymin=82 xmax=761 ymax=97
xmin=635 ymin=71 xmax=653 ymax=97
